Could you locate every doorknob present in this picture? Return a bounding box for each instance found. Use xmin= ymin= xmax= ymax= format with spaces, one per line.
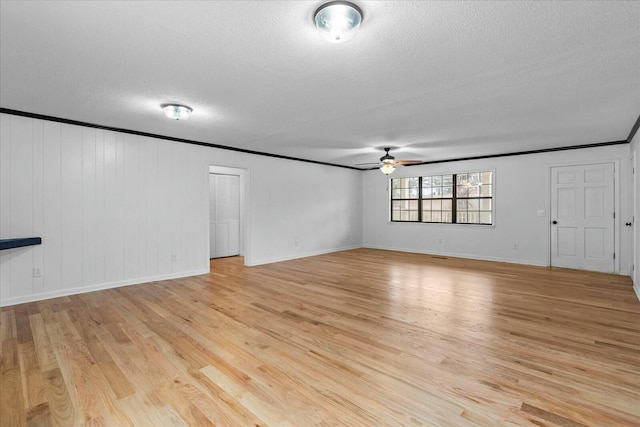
xmin=552 ymin=220 xmax=558 ymax=224
xmin=626 ymin=222 xmax=633 ymax=226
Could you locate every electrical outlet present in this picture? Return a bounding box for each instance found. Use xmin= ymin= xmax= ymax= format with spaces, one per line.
xmin=537 ymin=210 xmax=546 ymax=217
xmin=33 ymin=267 xmax=42 ymax=277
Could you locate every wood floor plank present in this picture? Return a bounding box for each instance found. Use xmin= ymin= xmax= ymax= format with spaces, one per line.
xmin=42 ymin=368 xmax=75 ymax=427
xmin=1 ymin=249 xmax=639 ymax=426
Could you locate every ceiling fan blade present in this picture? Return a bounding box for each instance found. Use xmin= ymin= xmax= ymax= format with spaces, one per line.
xmin=396 ymin=160 xmax=423 ymax=165
xmin=355 ymin=162 xmax=380 ymax=166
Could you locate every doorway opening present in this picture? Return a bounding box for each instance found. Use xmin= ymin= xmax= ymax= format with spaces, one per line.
xmin=209 ymin=166 xmax=250 ymax=264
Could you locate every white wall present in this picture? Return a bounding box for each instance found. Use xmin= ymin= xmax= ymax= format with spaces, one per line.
xmin=0 ymin=113 xmax=362 ymax=306
xmin=1 ymin=111 xmax=633 ymax=306
xmin=240 ymin=154 xmax=362 ymax=265
xmin=362 ymin=144 xmax=632 ymax=272
xmin=631 ymin=131 xmax=639 ymax=299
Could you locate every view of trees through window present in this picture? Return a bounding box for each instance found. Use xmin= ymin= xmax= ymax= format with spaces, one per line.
xmin=391 ymin=172 xmax=493 ymax=224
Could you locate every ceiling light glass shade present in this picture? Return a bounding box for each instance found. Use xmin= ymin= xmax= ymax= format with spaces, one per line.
xmin=314 ymin=1 xmax=363 ymax=44
xmin=380 ymin=162 xmax=396 ymax=175
xmin=162 ymin=104 xmax=193 ymax=120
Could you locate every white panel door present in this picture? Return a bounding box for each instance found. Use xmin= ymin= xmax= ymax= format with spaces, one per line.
xmin=550 ymin=163 xmax=614 ymax=272
xmin=632 ymin=152 xmax=637 ymax=285
xmin=209 ymin=174 xmax=240 ymax=258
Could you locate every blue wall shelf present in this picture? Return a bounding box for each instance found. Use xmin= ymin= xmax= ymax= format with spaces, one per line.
xmin=0 ymin=237 xmax=42 ymax=250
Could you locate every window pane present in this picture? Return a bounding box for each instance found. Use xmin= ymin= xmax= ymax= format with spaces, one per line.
xmin=432 ymin=200 xmax=442 ymax=210
xmin=468 ymin=173 xmax=479 ymax=185
xmin=443 ymin=175 xmax=454 ymax=185
xmin=409 ymin=200 xmax=418 ymax=210
xmin=481 ymin=184 xmax=492 ymax=197
xmin=481 ymin=199 xmax=492 ymax=210
xmin=468 ymin=199 xmax=479 ymax=210
xmin=392 ymin=201 xmax=402 ymax=210
xmin=432 ymin=175 xmax=441 ymax=186
xmin=422 ymin=210 xmax=432 ymax=222
xmin=432 ymin=211 xmax=442 ymax=222
xmin=457 ymin=185 xmax=468 ymax=197
xmin=422 ymin=176 xmax=431 ymax=187
xmin=442 ymin=211 xmax=452 ymax=223
xmin=392 ymin=178 xmax=420 ymax=199
xmin=409 ymin=211 xmax=419 ymax=221
xmin=458 ymin=173 xmax=468 ymax=184
xmin=457 ymin=200 xmax=467 ymax=210
xmin=442 ymin=200 xmax=452 ymax=210
xmin=468 ymin=212 xmax=479 ymax=224
xmin=457 ymin=212 xmax=467 ymax=223
xmin=442 ymin=186 xmax=453 ymax=197
xmin=400 ymin=211 xmax=409 ymax=221
xmin=482 ymin=172 xmax=492 ymax=184
xmin=480 ymin=212 xmax=492 ymax=224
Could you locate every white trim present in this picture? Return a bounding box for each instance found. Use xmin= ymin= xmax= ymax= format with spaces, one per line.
xmin=634 ymin=282 xmax=640 ymax=302
xmin=0 ymin=268 xmax=208 ymax=307
xmin=363 ymin=244 xmax=548 ymax=267
xmin=249 ymin=245 xmax=362 ymax=266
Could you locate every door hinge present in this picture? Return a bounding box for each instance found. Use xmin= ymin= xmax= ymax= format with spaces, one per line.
xmin=613 ymin=212 xmax=615 ymax=219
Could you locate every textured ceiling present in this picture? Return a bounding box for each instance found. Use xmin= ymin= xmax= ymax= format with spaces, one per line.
xmin=1 ymin=1 xmax=639 ymax=167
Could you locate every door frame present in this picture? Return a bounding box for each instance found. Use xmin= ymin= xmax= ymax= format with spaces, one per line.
xmin=631 ymin=151 xmax=637 ymax=285
xmin=208 ymin=165 xmax=252 ymax=266
xmin=547 ymin=159 xmax=620 ymax=273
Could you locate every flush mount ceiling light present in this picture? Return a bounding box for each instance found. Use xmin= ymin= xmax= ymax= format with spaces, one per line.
xmin=162 ymin=104 xmax=193 ymax=120
xmin=314 ymin=1 xmax=363 ymax=44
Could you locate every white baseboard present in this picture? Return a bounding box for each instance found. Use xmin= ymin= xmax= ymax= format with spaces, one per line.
xmin=362 ymin=244 xmax=548 ymax=267
xmin=0 ymin=269 xmax=209 ymax=307
xmin=634 ymin=282 xmax=640 ymax=303
xmin=248 ymin=245 xmax=362 ymax=267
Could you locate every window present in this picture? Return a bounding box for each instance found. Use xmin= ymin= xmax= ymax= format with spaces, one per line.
xmin=391 ymin=171 xmax=493 ymax=224
xmin=391 ymin=177 xmax=419 ymax=221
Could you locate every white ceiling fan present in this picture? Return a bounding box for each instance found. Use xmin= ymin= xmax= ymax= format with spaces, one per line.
xmin=357 ymin=147 xmax=422 ymax=175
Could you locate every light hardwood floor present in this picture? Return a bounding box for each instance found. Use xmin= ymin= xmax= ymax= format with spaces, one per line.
xmin=1 ymin=248 xmax=639 ymax=426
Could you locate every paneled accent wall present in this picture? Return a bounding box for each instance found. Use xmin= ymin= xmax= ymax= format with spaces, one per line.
xmin=1 ymin=113 xmax=364 ymax=306
xmin=0 ymin=114 xmax=207 ymax=305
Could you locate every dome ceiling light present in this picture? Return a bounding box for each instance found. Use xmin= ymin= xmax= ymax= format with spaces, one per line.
xmin=314 ymin=1 xmax=363 ymax=44
xmin=162 ymin=104 xmax=193 ymax=120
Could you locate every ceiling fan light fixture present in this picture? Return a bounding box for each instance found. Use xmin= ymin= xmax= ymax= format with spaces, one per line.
xmin=162 ymin=104 xmax=193 ymax=120
xmin=314 ymin=1 xmax=363 ymax=44
xmin=380 ymin=161 xmax=396 ymax=175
